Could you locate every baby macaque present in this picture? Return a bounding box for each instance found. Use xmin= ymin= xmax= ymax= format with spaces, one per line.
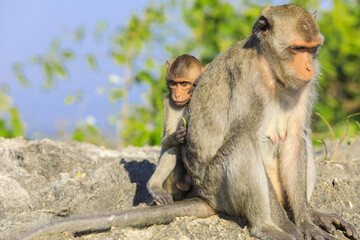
xmin=147 ymin=54 xmax=204 ymax=204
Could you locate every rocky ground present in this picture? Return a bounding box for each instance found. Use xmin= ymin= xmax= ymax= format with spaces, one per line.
xmin=0 ymin=137 xmax=359 ymax=240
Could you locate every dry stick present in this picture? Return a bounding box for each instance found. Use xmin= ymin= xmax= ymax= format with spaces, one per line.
xmin=339 ymin=113 xmax=360 ymax=161
xmin=317 ymin=139 xmax=329 ymax=160
xmin=340 ymin=136 xmax=359 ymax=161
xmin=339 ymin=113 xmax=360 ymax=146
xmin=315 ymin=112 xmax=338 ymax=161
xmin=356 ymin=121 xmax=360 ymax=129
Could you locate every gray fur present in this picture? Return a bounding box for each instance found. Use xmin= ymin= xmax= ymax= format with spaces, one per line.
xmin=17 ymin=198 xmax=215 ymax=240
xmin=182 ymin=4 xmax=357 ymax=240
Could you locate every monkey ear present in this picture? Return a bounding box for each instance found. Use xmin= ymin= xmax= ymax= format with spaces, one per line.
xmin=252 ymin=15 xmax=272 ymax=37
xmin=165 ymin=61 xmax=170 ymax=69
xmin=311 ymin=10 xmax=317 ymax=19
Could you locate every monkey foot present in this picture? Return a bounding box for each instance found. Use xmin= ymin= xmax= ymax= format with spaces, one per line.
xmin=310 ymin=209 xmax=359 ymax=240
xmin=299 ymin=221 xmax=338 ymax=240
xmin=153 ymin=191 xmax=173 ymax=205
xmin=251 ymin=223 xmax=297 ymax=240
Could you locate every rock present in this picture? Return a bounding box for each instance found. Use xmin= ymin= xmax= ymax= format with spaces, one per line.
xmin=0 ymin=137 xmax=359 ymax=240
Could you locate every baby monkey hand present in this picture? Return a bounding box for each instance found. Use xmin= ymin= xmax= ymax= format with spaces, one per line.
xmin=174 ymin=125 xmax=186 ymax=143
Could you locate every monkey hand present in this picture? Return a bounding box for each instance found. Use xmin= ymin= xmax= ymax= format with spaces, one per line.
xmin=310 ymin=209 xmax=359 ymax=240
xmin=174 ymin=126 xmax=187 ymax=144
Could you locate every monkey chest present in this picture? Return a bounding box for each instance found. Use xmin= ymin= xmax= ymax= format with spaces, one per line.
xmin=257 ymin=104 xmax=291 ymax=165
xmin=165 ymin=105 xmax=185 ymax=134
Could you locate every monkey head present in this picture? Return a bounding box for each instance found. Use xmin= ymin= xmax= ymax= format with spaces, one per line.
xmin=252 ymin=5 xmax=324 ymax=89
xmin=165 ymin=54 xmax=203 ymax=107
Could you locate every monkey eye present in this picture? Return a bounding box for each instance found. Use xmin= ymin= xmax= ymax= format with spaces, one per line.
xmin=181 ymin=82 xmax=190 ymax=87
xmin=291 ymin=45 xmax=319 ymax=55
xmin=292 ymin=46 xmax=306 ymax=51
xmin=309 ymin=46 xmax=319 ymax=54
xmin=168 ymin=80 xmax=177 ymax=88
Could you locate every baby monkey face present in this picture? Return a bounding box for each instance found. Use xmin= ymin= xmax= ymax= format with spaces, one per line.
xmin=168 ymin=78 xmax=194 ymax=106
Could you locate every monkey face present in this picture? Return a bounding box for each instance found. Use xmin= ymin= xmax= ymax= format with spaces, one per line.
xmin=254 ymin=5 xmax=324 ymax=89
xmin=168 ymin=78 xmax=194 ymax=106
xmin=284 ymin=39 xmax=322 ymax=87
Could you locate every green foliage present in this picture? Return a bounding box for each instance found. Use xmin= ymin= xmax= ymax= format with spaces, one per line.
xmin=180 ymin=0 xmax=261 ymax=63
xmin=13 ymin=63 xmax=30 ymax=87
xmin=95 ymin=21 xmax=108 ymax=42
xmin=73 ymin=27 xmax=85 ymax=43
xmin=64 ymin=90 xmax=83 ymax=105
xmin=86 ymin=54 xmax=98 ymax=70
xmin=314 ymin=0 xmax=360 ymax=137
xmin=10 ymin=0 xmax=360 ymax=146
xmin=122 ymin=0 xmax=360 ymax=145
xmin=0 ymin=87 xmax=25 ymax=138
xmin=122 ymin=68 xmax=168 ymax=146
xmin=71 ymin=119 xmax=109 ymax=146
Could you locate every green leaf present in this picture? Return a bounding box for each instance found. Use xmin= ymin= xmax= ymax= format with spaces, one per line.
xmin=95 ymin=21 xmax=108 ymax=41
xmin=109 ymin=88 xmax=124 ymax=103
xmin=111 ymin=52 xmax=126 ymax=66
xmin=73 ymin=27 xmax=85 ymax=43
xmin=9 ymin=108 xmax=24 ymax=137
xmin=136 ymin=71 xmax=153 ymax=84
xmin=54 ymin=64 xmax=68 ymax=79
xmin=29 ymin=55 xmax=41 ymax=64
xmin=86 ymin=54 xmax=98 ymax=70
xmin=0 ymin=91 xmax=12 ymax=111
xmin=62 ymin=50 xmax=74 ymax=60
xmin=64 ymin=90 xmax=83 ymax=105
xmin=15 ymin=72 xmax=30 ymax=87
xmin=182 ymin=117 xmax=187 ymax=127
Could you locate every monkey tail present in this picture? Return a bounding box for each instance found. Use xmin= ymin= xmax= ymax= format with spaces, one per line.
xmin=17 ymin=198 xmax=215 ymax=240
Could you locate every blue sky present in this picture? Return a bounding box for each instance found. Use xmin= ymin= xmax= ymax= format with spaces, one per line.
xmin=0 ymin=0 xmax=149 ymax=139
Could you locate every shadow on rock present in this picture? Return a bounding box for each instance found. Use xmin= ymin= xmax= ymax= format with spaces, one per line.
xmin=120 ymin=158 xmax=155 ymax=206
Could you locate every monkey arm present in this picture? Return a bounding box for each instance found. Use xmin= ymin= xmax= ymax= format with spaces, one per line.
xmin=147 ymin=147 xmax=179 ymax=204
xmin=161 ymin=96 xmax=187 ymax=151
xmin=304 ymin=128 xmax=316 ymax=202
xmin=280 ymin=131 xmax=311 ymax=219
xmin=161 ymin=133 xmax=179 ymax=150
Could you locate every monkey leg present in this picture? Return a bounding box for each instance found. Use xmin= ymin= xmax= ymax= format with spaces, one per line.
xmin=280 ymin=132 xmax=338 ymax=240
xmin=163 ymin=160 xmax=190 ymax=202
xmin=267 ymin=177 xmax=303 ymax=239
xmin=147 ymin=147 xmax=179 ymax=204
xmin=197 ymin=134 xmax=296 ymax=240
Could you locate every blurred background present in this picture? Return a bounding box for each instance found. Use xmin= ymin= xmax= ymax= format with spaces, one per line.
xmin=0 ymin=0 xmax=359 ymax=148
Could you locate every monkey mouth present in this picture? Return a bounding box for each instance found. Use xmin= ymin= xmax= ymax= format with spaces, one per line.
xmin=296 ymin=78 xmax=311 ymax=84
xmin=175 ymin=100 xmax=189 ymax=106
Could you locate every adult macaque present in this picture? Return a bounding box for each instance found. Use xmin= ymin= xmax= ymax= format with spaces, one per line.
xmin=17 ymin=5 xmax=359 ymax=240
xmin=147 ymin=54 xmax=204 ymax=204
xmin=182 ymin=4 xmax=358 ymax=240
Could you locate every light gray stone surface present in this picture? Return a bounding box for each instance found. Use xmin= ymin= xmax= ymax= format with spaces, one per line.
xmin=0 ymin=137 xmax=359 ymax=240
